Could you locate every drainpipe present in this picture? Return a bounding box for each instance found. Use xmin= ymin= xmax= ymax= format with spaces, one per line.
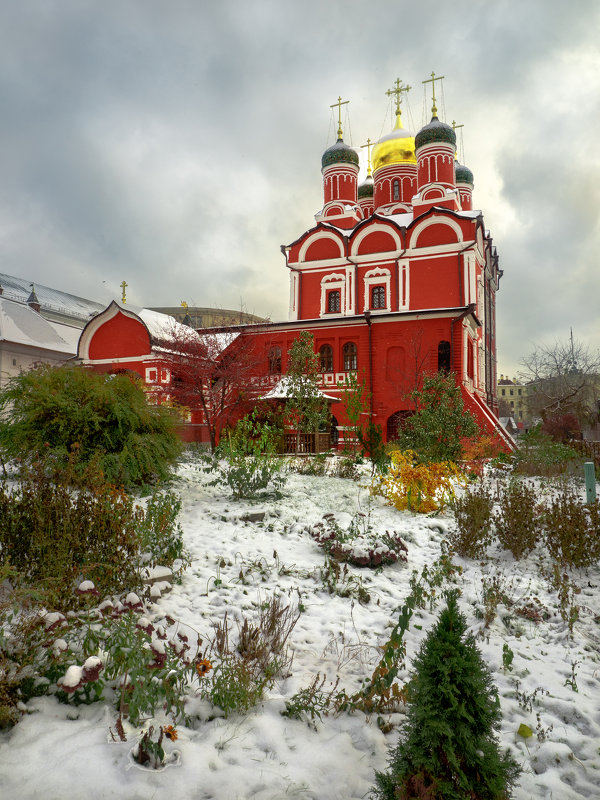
xmin=364 ymin=310 xmax=373 ymax=423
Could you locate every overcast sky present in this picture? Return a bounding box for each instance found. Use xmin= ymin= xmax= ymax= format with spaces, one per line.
xmin=1 ymin=0 xmax=599 ymax=376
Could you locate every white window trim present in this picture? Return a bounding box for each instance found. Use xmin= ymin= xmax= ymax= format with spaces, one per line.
xmin=320 ymin=273 xmax=346 ymax=317
xmin=363 ymin=267 xmax=391 ymax=313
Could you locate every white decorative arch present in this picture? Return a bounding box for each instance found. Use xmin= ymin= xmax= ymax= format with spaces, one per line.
xmin=77 ymin=301 xmax=149 ymax=360
xmin=410 ymin=215 xmax=464 ymax=248
xmin=299 ymin=231 xmax=345 ymax=262
xmin=363 ymin=266 xmax=391 ymax=313
xmin=350 ymin=222 xmax=402 ymax=256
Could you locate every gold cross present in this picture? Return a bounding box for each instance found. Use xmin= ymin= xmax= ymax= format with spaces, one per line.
xmin=330 ymin=95 xmax=349 ymax=139
xmin=181 ymin=300 xmax=188 ymax=309
xmin=361 ymin=137 xmax=373 ymax=175
xmin=385 ymin=78 xmax=411 ymax=115
xmin=452 ymin=120 xmax=464 ymax=132
xmin=422 ymin=71 xmax=445 ymax=117
xmin=120 ymin=280 xmax=128 ymax=304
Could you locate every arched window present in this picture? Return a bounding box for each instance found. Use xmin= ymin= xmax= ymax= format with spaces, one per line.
xmin=268 ymin=346 xmax=282 ymax=374
xmin=386 ymin=410 xmax=412 ymax=442
xmin=393 ymin=180 xmax=400 ymax=202
xmin=371 ymin=285 xmax=386 ymax=309
xmin=319 ymin=344 xmax=333 ymax=373
xmin=343 ymin=341 xmax=357 ymax=371
xmin=437 ymin=340 xmax=451 ymax=372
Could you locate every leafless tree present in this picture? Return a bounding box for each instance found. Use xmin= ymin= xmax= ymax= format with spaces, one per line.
xmin=519 ymin=335 xmax=600 ymax=425
xmin=162 ymin=325 xmax=262 ymax=451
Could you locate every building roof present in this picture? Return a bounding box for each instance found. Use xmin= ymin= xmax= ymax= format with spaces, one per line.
xmin=0 ymin=296 xmax=74 ymax=353
xmin=0 ymin=272 xmax=105 ymax=326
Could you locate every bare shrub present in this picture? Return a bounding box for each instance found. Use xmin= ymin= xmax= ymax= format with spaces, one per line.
xmin=544 ymin=492 xmax=600 ymax=569
xmin=449 ymin=483 xmax=494 ymax=559
xmin=494 ymin=480 xmax=539 ymax=559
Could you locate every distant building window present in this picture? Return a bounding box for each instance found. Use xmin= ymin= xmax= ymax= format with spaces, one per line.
xmin=437 ymin=340 xmax=451 ymax=372
xmin=12 ymin=358 xmax=17 ymax=366
xmin=510 ymin=389 xmax=514 ymax=396
xmin=510 ymin=401 xmax=514 ymax=408
xmin=319 ymin=344 xmax=333 ymax=373
xmin=268 ymin=346 xmax=282 ymax=374
xmin=343 ymin=341 xmax=357 ymax=371
xmin=501 ymin=388 xmax=505 ymax=396
xmin=393 ymin=180 xmax=400 ymax=202
xmin=371 ymin=285 xmax=386 ymax=309
xmin=518 ymin=388 xmax=522 ymax=396
xmin=146 ymin=367 xmax=158 ymax=383
xmin=327 ymin=290 xmax=341 ymax=313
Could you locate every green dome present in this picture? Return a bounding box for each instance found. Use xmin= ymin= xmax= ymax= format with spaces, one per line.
xmin=455 ymin=162 xmax=474 ymax=185
xmin=415 ymin=117 xmax=456 ymax=151
xmin=358 ymin=176 xmax=374 ymax=199
xmin=321 ymin=138 xmax=360 ymax=170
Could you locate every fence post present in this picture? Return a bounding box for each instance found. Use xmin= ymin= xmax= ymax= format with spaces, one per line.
xmin=584 ymin=461 xmax=597 ymax=503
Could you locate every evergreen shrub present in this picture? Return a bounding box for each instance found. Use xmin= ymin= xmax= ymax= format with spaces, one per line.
xmin=0 ymin=364 xmax=181 ymax=487
xmin=374 ymin=591 xmax=519 ymax=800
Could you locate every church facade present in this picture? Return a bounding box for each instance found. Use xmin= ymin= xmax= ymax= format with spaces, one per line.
xmin=235 ymin=84 xmax=508 ymax=447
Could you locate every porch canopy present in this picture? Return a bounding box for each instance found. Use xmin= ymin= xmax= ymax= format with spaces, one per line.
xmin=260 ymin=377 xmax=340 ymax=454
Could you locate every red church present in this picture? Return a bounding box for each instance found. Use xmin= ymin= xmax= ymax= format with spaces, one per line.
xmin=77 ymin=78 xmax=510 ymax=449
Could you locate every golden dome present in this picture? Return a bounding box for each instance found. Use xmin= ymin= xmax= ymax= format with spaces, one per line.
xmin=372 ymin=111 xmax=416 ymax=172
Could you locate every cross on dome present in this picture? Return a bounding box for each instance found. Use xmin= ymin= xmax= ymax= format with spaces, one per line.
xmin=422 ymin=71 xmax=445 ymax=117
xmin=330 ymin=95 xmax=349 ymax=140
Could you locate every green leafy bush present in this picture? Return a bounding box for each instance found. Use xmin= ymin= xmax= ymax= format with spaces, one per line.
xmin=138 ymin=488 xmax=189 ymax=574
xmin=513 ymin=426 xmax=580 ymax=477
xmin=0 ymin=364 xmax=181 ymax=487
xmin=395 ymin=372 xmax=479 ymax=464
xmin=494 ymin=480 xmax=539 ymax=559
xmin=450 ymin=483 xmax=495 ymax=559
xmin=374 ymin=591 xmax=519 ymax=800
xmin=211 ymin=412 xmax=285 ymax=499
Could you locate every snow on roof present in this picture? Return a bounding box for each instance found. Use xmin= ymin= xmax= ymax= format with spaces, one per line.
xmin=0 ymin=272 xmax=105 ymax=322
xmin=197 ymin=330 xmax=240 ymax=358
xmin=261 ymin=376 xmax=339 ymax=401
xmin=0 ymin=297 xmax=74 ymax=353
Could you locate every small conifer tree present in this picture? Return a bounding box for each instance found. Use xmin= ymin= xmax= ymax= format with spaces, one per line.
xmin=374 ymin=591 xmax=519 ymax=800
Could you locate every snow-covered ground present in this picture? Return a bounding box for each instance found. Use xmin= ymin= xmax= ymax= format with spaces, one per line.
xmin=1 ymin=459 xmax=599 ymax=800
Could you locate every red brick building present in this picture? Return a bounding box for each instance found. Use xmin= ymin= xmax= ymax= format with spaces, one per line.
xmin=77 ymin=86 xmax=510 ymax=449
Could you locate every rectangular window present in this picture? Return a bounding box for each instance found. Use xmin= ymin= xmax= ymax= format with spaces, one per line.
xmin=327 ymin=290 xmax=341 ymax=313
xmin=371 ymin=285 xmax=386 ymax=309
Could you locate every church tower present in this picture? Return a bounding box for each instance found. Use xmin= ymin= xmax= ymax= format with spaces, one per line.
xmin=371 ymin=79 xmax=417 ymax=213
xmin=315 ymin=97 xmax=361 ymax=230
xmin=412 ymin=72 xmax=460 ymax=216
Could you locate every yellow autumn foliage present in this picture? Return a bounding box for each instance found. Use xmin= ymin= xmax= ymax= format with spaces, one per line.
xmin=373 ymin=450 xmax=466 ymax=513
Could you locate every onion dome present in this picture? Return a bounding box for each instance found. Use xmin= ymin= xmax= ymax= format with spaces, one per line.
xmin=455 ymin=162 xmax=474 ymax=185
xmin=415 ymin=116 xmax=456 ymax=150
xmin=372 ymin=111 xmax=416 ymax=171
xmin=358 ymin=175 xmax=374 ymax=199
xmin=321 ymin=138 xmax=359 ymax=171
